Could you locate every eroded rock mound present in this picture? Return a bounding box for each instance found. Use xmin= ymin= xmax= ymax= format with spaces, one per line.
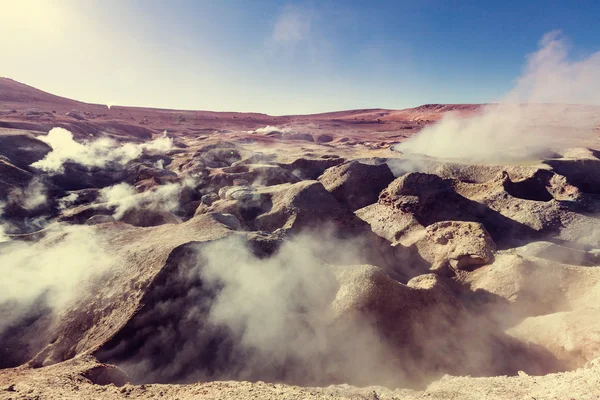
xmin=200 ymin=180 xmax=367 ymax=234
xmin=196 ymin=180 xmax=423 ymax=280
xmin=359 ymin=171 xmax=586 ymax=250
xmin=21 ymin=216 xmax=233 ymax=369
xmin=0 ymin=131 xmax=52 ymax=169
xmin=319 ymin=161 xmax=395 ymax=211
xmin=415 ymin=221 xmax=496 ymax=272
xmin=277 ymin=156 xmax=345 ymax=179
xmin=545 ymin=156 xmax=600 ymax=194
xmin=458 ymin=249 xmax=600 ymax=368
xmin=91 ymin=243 xmax=559 ymax=388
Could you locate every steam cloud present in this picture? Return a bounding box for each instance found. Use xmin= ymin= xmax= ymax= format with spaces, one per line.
xmin=199 ymin=234 xmax=400 ymax=385
xmin=0 ymin=205 xmax=8 ymax=243
xmin=100 ymin=178 xmax=195 ymax=220
xmin=0 ymin=225 xmax=118 ymax=335
xmin=58 ymin=192 xmax=79 ymax=210
xmin=396 ymin=31 xmax=600 ymax=161
xmin=252 ymin=125 xmax=292 ymax=134
xmin=0 ymin=178 xmax=49 ymax=240
xmin=32 ymin=127 xmax=173 ymax=173
xmin=101 ymin=232 xmax=404 ymax=387
xmin=8 ymin=178 xmax=47 ymax=211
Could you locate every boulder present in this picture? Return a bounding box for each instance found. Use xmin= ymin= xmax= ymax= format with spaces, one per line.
xmin=277 ymin=156 xmax=345 ymax=180
xmin=201 ymin=193 xmax=219 ymax=206
xmin=0 ymin=131 xmax=52 ymax=169
xmin=197 ymin=141 xmax=237 ymax=153
xmin=200 ymin=148 xmax=242 ymax=168
xmin=135 ymin=165 xmax=178 ymax=182
xmin=208 ymin=212 xmax=242 ymax=230
xmin=60 ymin=204 xmax=115 ymax=224
xmin=59 ymin=188 xmax=102 ymax=208
xmin=246 ymin=164 xmax=300 ymax=186
xmin=251 ymin=181 xmax=368 ymax=234
xmin=414 ymin=221 xmax=496 ymax=272
xmin=231 ymin=153 xmax=277 ymax=166
xmin=120 ymin=208 xmax=181 ymax=227
xmin=545 ymin=158 xmax=600 ymax=194
xmin=218 ymin=185 xmax=255 ymax=201
xmin=459 ymin=253 xmax=580 ymax=324
xmin=315 ymin=134 xmax=333 ymax=143
xmin=281 ymin=132 xmax=314 ymax=142
xmin=65 ymin=110 xmax=86 ymax=120
xmin=319 ymin=161 xmax=395 ymax=211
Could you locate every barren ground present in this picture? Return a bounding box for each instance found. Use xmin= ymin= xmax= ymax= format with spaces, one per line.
xmin=1 ymin=78 xmax=600 ymax=399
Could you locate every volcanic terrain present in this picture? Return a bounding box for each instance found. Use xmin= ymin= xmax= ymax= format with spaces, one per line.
xmin=1 ymin=78 xmax=600 ymax=399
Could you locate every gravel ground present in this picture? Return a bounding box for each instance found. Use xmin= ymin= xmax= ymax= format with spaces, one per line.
xmin=1 ymin=357 xmax=599 ymax=400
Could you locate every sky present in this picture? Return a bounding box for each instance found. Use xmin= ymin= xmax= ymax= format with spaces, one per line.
xmin=1 ymin=0 xmax=599 ymax=115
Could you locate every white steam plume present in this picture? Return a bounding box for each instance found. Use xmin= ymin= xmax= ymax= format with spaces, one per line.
xmin=105 ymin=233 xmax=405 ymax=386
xmin=58 ymin=193 xmax=79 ymax=210
xmin=0 ymin=224 xmax=118 ymax=334
xmin=198 ymin=234 xmax=396 ymax=386
xmin=0 ymin=202 xmax=11 ymax=243
xmin=396 ymin=31 xmax=600 ymax=162
xmin=100 ymin=178 xmax=195 ymax=219
xmin=8 ymin=178 xmax=47 ymax=210
xmin=31 ymin=128 xmax=173 ymax=173
xmin=253 ymin=125 xmax=292 ymax=134
xmin=0 ymin=179 xmax=50 ymax=240
xmin=106 ymin=230 xmax=546 ymax=387
xmin=0 ymin=210 xmax=8 ymax=242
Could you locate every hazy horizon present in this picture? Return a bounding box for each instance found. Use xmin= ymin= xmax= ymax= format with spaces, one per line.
xmin=2 ymin=0 xmax=600 ymax=114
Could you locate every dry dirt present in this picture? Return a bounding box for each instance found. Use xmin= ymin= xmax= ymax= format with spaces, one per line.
xmin=0 ymin=356 xmax=599 ymax=399
xmin=2 ymin=78 xmax=600 ymax=399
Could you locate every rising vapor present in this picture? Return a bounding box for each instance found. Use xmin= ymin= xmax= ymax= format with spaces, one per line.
xmin=0 ymin=225 xmax=118 ymax=335
xmin=32 ymin=127 xmax=173 ymax=173
xmin=396 ymin=31 xmax=600 ymax=161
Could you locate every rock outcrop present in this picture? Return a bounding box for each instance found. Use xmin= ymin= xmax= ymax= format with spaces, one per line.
xmin=319 ymin=161 xmax=395 ymax=211
xmin=0 ymin=131 xmax=52 ymax=169
xmin=414 ymin=221 xmax=496 ymax=272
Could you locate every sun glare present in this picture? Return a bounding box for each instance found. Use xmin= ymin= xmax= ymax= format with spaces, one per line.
xmin=2 ymin=1 xmax=67 ymax=36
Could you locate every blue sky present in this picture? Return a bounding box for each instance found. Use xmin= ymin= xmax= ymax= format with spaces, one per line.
xmin=1 ymin=0 xmax=599 ymax=114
